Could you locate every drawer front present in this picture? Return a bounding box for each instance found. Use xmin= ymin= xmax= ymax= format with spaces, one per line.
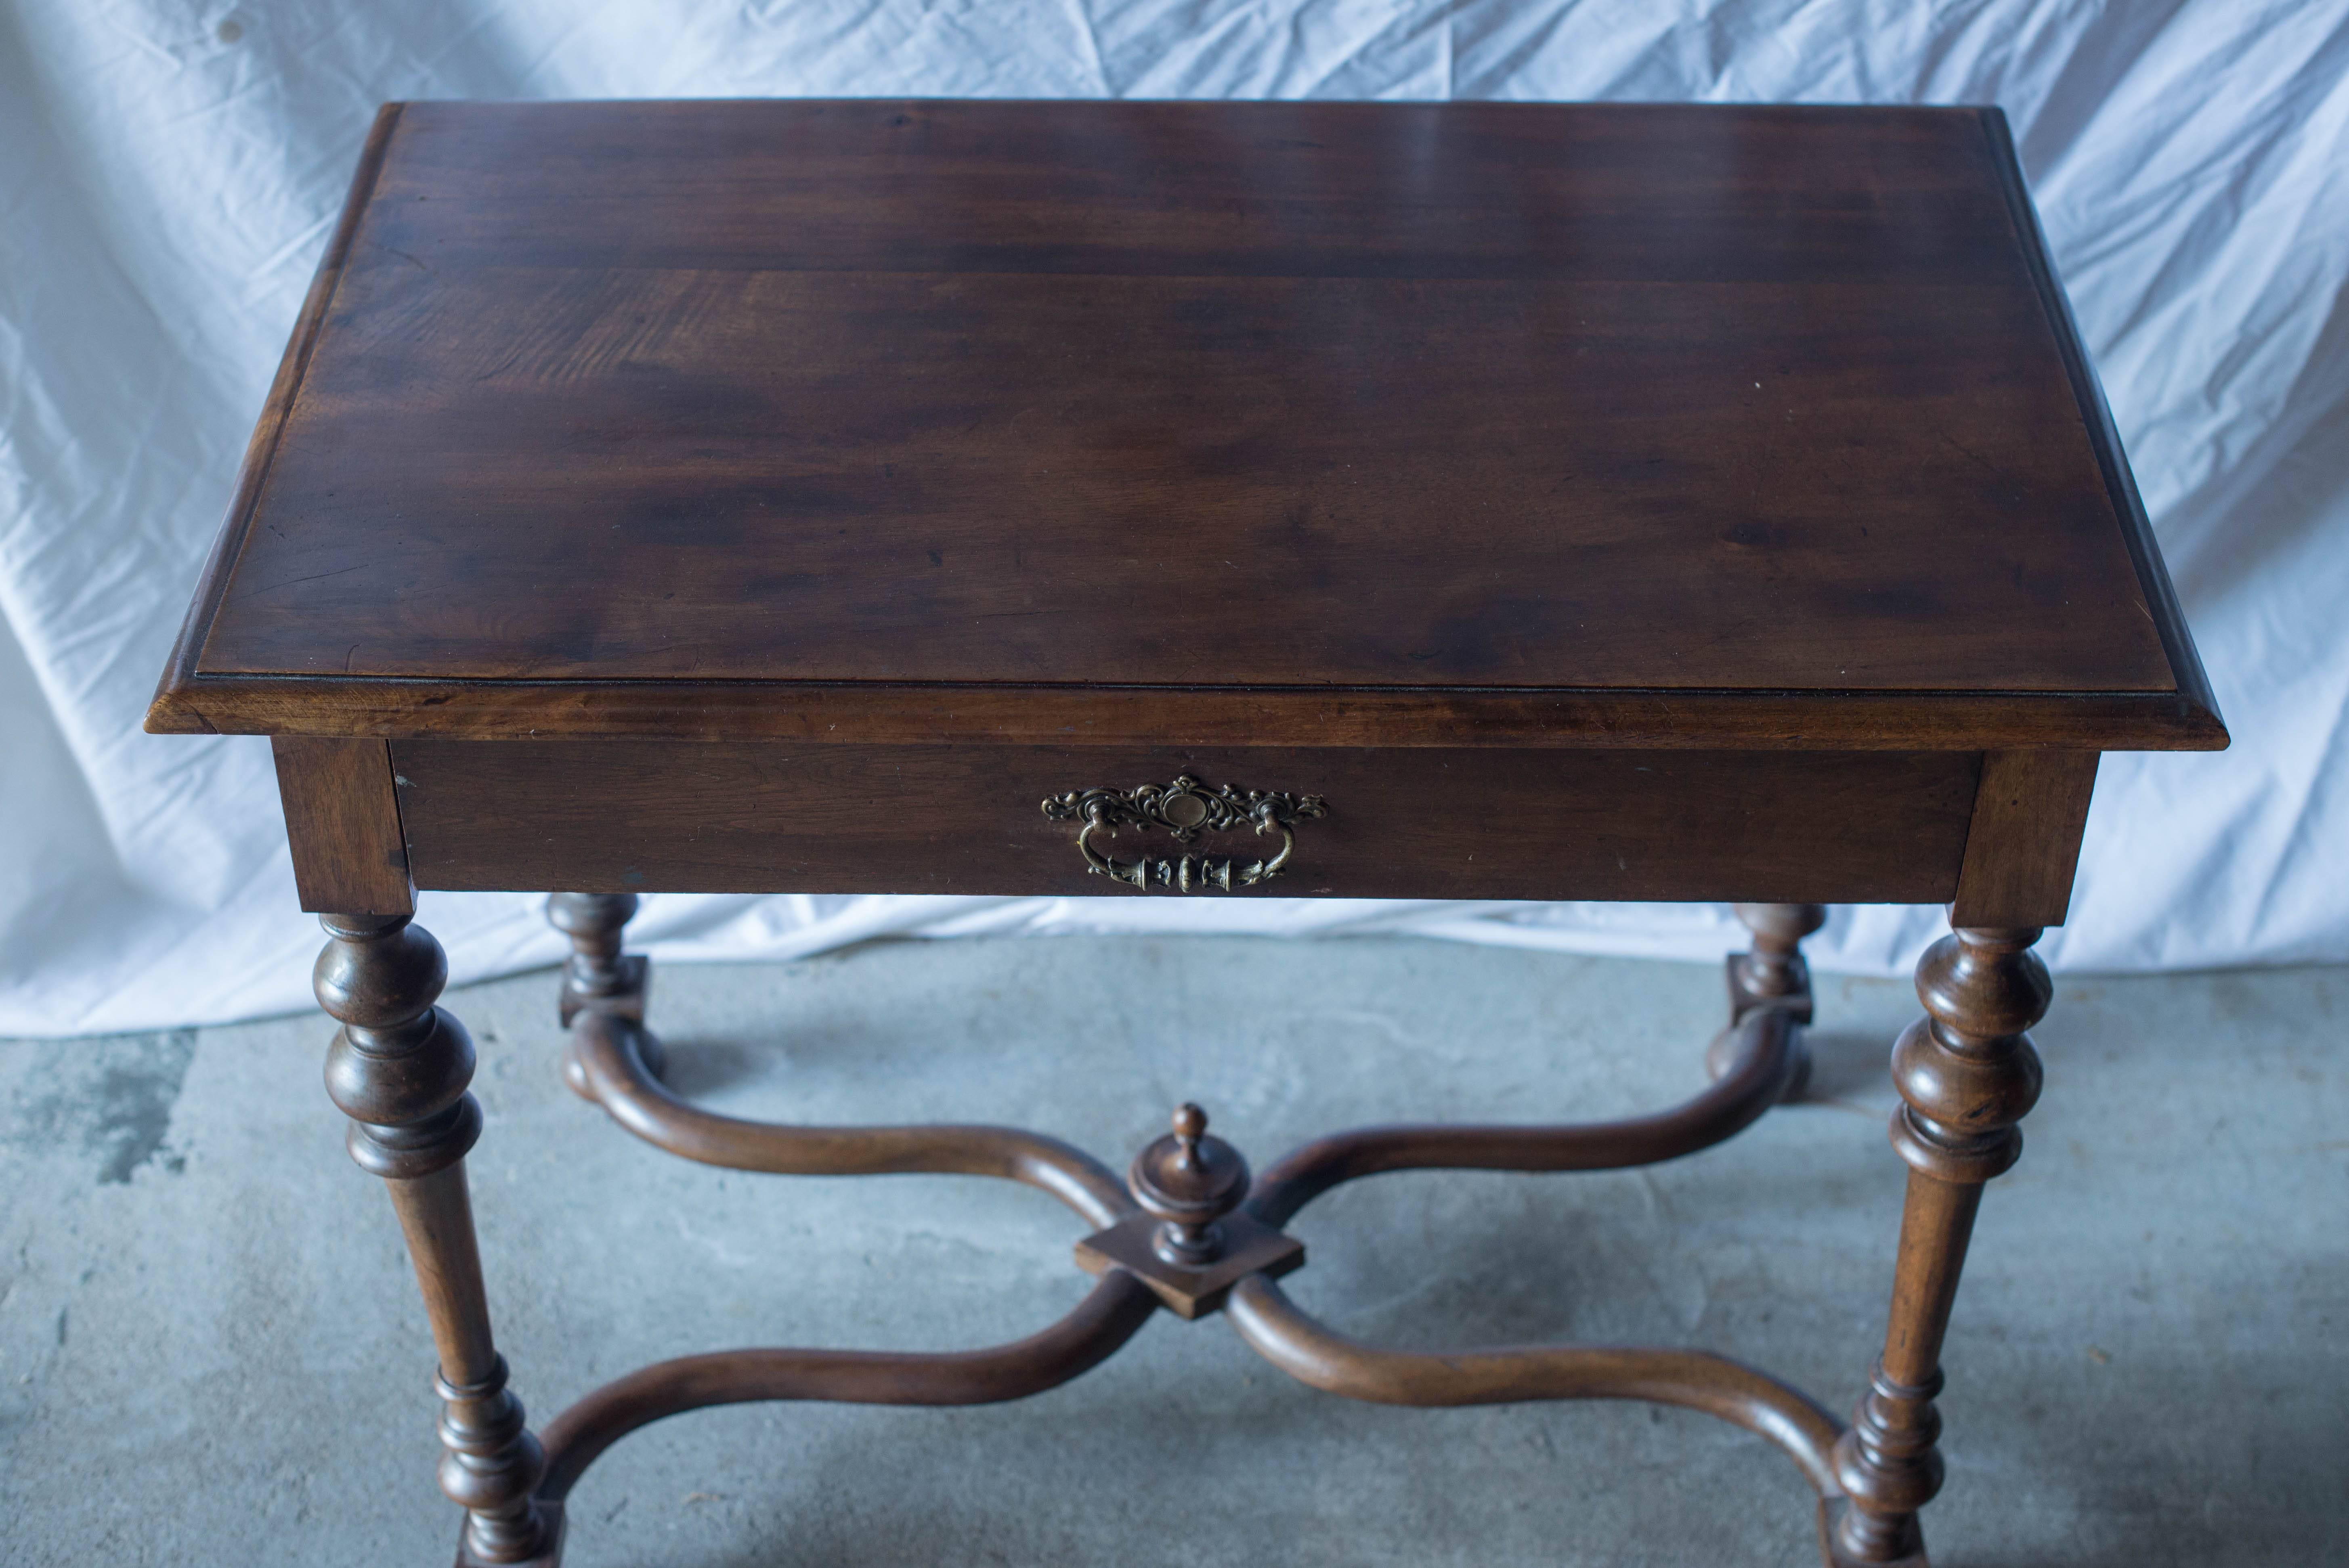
xmin=390 ymin=741 xmax=1980 ymax=905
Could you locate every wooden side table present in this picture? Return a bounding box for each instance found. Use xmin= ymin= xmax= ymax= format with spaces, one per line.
xmin=148 ymin=100 xmax=2223 ymax=1567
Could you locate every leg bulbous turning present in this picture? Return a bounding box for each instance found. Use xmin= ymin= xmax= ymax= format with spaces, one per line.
xmin=547 ymin=893 xmax=658 ymax=1090
xmin=547 ymin=893 xmax=647 ymax=1025
xmin=1730 ymin=902 xmax=1828 ymax=1023
xmin=1829 ymin=926 xmax=2047 ymax=1567
xmin=1711 ymin=902 xmax=1826 ymax=1100
xmin=317 ymin=914 xmax=550 ymax=1565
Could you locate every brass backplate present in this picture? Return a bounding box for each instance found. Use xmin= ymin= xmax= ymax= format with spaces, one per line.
xmin=1074 ymin=1212 xmax=1305 ymax=1320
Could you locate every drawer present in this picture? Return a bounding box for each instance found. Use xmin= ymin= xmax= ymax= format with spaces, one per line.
xmin=388 ymin=741 xmax=1981 ymax=905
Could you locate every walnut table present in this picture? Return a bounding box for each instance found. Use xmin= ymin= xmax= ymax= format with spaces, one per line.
xmin=147 ymin=99 xmax=2225 ymax=1566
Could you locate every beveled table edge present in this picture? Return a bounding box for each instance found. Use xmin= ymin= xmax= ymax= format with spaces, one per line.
xmin=144 ymin=675 xmax=2227 ymax=751
xmin=1980 ymin=107 xmax=2223 ymax=744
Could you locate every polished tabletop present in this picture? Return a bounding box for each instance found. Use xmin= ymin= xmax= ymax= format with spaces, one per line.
xmin=151 ymin=99 xmax=2218 ymax=752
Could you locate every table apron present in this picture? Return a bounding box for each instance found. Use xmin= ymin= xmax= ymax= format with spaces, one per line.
xmin=378 ymin=740 xmax=1983 ymax=905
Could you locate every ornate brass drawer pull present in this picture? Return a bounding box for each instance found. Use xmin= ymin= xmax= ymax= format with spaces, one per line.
xmin=1040 ymin=775 xmax=1329 ymax=892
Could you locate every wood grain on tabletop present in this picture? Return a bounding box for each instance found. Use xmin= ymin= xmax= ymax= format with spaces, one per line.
xmin=149 ymin=99 xmax=2218 ymax=752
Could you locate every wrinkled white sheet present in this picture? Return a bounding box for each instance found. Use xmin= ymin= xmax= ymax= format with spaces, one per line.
xmin=4 ymin=1 xmax=2345 ymax=1036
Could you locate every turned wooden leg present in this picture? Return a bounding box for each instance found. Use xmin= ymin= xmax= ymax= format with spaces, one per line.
xmin=547 ymin=892 xmax=659 ymax=1090
xmin=1829 ymin=925 xmax=2048 ymax=1566
xmin=317 ymin=914 xmax=552 ymax=1566
xmin=1729 ymin=902 xmax=1826 ymax=1022
xmin=547 ymin=893 xmax=646 ymax=1025
xmin=1711 ymin=902 xmax=1825 ymax=1097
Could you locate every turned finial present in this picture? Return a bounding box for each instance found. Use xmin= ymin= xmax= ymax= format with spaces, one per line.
xmin=1129 ymin=1103 xmax=1250 ymax=1266
xmin=1170 ymin=1103 xmax=1207 ymax=1166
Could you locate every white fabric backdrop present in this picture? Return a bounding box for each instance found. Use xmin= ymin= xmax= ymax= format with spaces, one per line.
xmin=4 ymin=1 xmax=2345 ymax=1037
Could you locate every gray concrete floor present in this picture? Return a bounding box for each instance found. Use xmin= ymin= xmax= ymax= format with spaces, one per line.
xmin=1 ymin=937 xmax=2342 ymax=1567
